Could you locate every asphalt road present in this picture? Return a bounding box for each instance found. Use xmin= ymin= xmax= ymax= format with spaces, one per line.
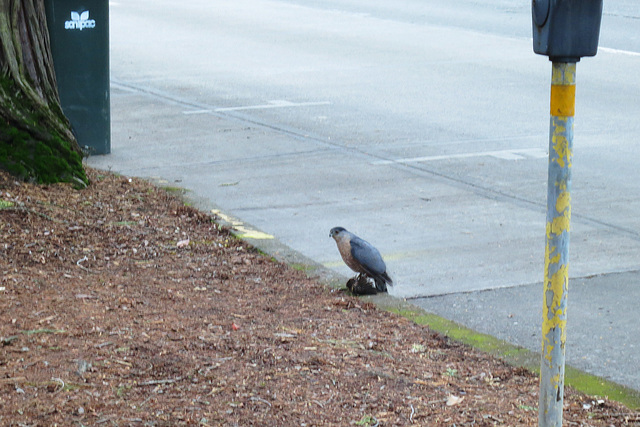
xmin=90 ymin=0 xmax=640 ymax=391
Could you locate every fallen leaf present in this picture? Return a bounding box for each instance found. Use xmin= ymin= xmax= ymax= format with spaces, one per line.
xmin=38 ymin=315 xmax=56 ymax=324
xmin=446 ymin=395 xmax=464 ymax=406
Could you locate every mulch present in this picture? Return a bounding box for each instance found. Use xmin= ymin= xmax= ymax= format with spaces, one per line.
xmin=1 ymin=167 xmax=638 ymax=426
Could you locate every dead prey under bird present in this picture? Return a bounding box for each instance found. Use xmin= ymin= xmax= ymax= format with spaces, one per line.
xmin=329 ymin=227 xmax=393 ymax=295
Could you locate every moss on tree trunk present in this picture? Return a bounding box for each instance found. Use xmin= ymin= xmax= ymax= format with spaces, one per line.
xmin=0 ymin=0 xmax=87 ymax=186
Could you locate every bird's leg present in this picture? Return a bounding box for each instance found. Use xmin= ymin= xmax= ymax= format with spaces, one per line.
xmin=356 ymin=274 xmax=371 ymax=288
xmin=347 ymin=274 xmax=363 ymax=290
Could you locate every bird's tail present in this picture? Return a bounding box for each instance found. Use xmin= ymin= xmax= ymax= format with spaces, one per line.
xmin=374 ymin=272 xmax=393 ymax=293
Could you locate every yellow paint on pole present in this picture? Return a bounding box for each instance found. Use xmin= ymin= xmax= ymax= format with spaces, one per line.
xmin=550 ymin=85 xmax=576 ymax=117
xmin=551 ymin=134 xmax=572 ymax=169
xmin=551 ymin=210 xmax=571 ymax=235
xmin=540 ymin=62 xmax=576 ymax=427
xmin=555 ymin=191 xmax=571 ymax=213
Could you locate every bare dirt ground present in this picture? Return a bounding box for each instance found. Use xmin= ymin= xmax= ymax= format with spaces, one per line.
xmin=1 ymin=167 xmax=639 ymax=426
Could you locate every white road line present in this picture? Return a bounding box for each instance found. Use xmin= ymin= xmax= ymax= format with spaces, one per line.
xmin=183 ymin=100 xmax=331 ymax=114
xmin=373 ymin=148 xmax=548 ymax=165
xmin=600 ymin=47 xmax=640 ymax=57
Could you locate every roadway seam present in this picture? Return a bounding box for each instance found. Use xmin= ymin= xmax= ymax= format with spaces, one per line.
xmin=110 ymin=78 xmax=640 ymax=242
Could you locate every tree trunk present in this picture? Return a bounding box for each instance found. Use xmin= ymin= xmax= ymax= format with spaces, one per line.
xmin=0 ymin=0 xmax=86 ymax=186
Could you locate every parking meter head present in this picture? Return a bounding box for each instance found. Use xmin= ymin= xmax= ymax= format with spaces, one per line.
xmin=532 ymin=0 xmax=603 ymax=62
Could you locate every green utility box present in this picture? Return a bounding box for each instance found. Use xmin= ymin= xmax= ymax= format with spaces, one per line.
xmin=45 ymin=0 xmax=110 ymax=155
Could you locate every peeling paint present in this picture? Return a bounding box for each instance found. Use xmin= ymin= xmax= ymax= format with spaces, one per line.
xmin=555 ymin=191 xmax=571 ymax=214
xmin=550 ymin=210 xmax=571 ymax=234
xmin=540 ymin=62 xmax=576 ymax=426
xmin=550 ymin=123 xmax=573 ymax=169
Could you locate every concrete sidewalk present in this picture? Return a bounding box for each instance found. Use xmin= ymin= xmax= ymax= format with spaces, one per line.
xmin=87 ymin=80 xmax=640 ymax=397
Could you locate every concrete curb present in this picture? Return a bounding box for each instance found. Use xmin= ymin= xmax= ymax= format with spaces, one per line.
xmin=168 ymin=182 xmax=640 ymax=411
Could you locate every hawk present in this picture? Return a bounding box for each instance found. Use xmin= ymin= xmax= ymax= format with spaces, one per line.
xmin=329 ymin=227 xmax=393 ymax=294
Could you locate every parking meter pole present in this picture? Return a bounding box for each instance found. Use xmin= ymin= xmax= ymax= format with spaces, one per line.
xmin=539 ymin=61 xmax=576 ymax=427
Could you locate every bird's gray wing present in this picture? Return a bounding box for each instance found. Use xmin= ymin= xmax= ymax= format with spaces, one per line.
xmin=349 ymin=237 xmax=386 ymax=276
